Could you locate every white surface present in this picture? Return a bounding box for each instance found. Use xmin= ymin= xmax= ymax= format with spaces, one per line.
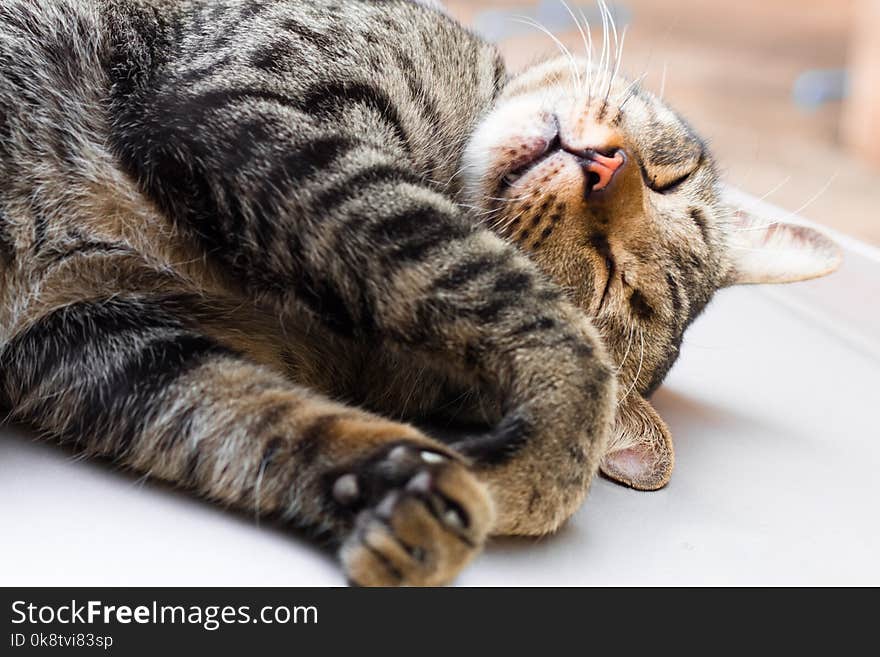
xmin=2 ymin=199 xmax=879 ymax=586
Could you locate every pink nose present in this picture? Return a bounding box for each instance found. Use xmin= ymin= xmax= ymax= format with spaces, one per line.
xmin=581 ymin=149 xmax=626 ymax=195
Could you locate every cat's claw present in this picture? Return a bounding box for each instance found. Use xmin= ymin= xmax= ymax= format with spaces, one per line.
xmin=337 ymin=443 xmax=494 ymax=586
xmin=420 ymin=450 xmax=447 ymax=464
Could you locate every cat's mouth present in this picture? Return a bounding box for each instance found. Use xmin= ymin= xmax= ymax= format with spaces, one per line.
xmin=497 ymin=142 xmax=625 ymax=202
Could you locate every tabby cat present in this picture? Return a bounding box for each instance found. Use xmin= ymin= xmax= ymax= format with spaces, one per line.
xmin=0 ymin=0 xmax=840 ymax=586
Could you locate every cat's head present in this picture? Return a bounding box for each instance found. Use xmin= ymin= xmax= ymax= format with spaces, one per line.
xmin=461 ymin=55 xmax=841 ymax=490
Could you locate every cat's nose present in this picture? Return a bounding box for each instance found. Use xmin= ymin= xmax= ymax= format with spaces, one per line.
xmin=562 ymin=146 xmax=627 ymax=197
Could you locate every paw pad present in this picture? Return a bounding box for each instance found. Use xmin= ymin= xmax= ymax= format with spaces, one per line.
xmin=337 ymin=441 xmax=494 ymax=586
xmin=332 ymin=473 xmax=360 ymax=506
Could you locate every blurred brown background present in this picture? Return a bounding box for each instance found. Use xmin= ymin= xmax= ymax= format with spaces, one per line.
xmin=445 ymin=0 xmax=880 ymax=245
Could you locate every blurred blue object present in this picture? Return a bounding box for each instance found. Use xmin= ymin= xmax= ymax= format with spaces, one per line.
xmin=474 ymin=1 xmax=631 ymax=43
xmin=793 ymin=68 xmax=849 ymax=111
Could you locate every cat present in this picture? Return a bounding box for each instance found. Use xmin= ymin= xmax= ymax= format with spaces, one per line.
xmin=0 ymin=0 xmax=840 ymax=586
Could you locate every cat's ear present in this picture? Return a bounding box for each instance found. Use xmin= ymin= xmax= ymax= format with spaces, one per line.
xmin=600 ymin=394 xmax=674 ymax=491
xmin=724 ymin=208 xmax=842 ymax=286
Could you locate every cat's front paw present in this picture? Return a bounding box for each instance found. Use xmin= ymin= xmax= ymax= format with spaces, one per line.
xmin=335 ymin=444 xmax=494 ymax=586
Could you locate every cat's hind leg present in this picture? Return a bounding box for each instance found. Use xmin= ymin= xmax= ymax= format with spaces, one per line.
xmin=0 ymin=285 xmax=492 ymax=586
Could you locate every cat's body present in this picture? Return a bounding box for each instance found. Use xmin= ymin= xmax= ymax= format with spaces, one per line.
xmin=0 ymin=0 xmax=840 ymax=585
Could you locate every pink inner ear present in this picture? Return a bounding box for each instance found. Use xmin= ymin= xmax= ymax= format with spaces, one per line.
xmin=601 ymin=436 xmax=673 ymax=492
xmin=602 ymin=395 xmax=675 ymax=491
xmin=604 ymin=447 xmax=647 ymax=482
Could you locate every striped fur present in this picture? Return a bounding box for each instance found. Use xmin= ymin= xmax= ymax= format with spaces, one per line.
xmin=0 ymin=0 xmax=614 ymax=586
xmin=0 ymin=0 xmax=837 ymax=586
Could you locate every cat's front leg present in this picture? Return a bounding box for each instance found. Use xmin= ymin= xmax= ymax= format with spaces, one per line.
xmin=114 ymin=91 xmax=617 ymax=536
xmin=0 ymin=291 xmax=493 ymax=586
xmin=446 ymin=299 xmax=618 ymax=536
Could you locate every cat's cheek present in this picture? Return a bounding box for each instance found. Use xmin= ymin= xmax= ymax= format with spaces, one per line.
xmin=462 ymin=97 xmax=557 ymax=199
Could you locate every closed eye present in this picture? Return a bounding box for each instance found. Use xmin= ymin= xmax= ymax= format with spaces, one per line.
xmin=646 ymin=169 xmax=694 ymax=194
xmin=641 ymin=148 xmax=706 ymax=194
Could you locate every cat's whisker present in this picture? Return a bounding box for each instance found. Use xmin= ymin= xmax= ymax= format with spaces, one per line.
xmin=560 ymin=0 xmax=591 ymax=96
xmin=604 ymin=1 xmax=616 ymax=99
xmin=493 ymin=208 xmax=527 ymax=234
xmin=738 ymin=174 xmax=793 ymax=212
xmin=614 ymin=321 xmax=635 ymax=373
xmin=491 ymin=193 xmax=528 ymax=207
xmin=609 ymin=1 xmax=620 ymax=60
xmin=456 ymin=201 xmax=504 ymax=216
xmin=468 ymin=206 xmax=506 ymax=218
xmin=493 ymin=204 xmax=527 ymax=228
xmin=476 ymin=207 xmax=508 ymax=224
xmin=617 ymin=325 xmax=645 ymax=405
xmin=616 ymin=71 xmax=647 ymax=112
xmin=486 ymin=193 xmax=532 ymax=203
xmin=595 ymin=0 xmax=610 ymax=100
xmin=588 ymin=1 xmax=601 ymax=99
xmin=729 ymin=171 xmax=838 ymax=233
xmin=441 ymin=161 xmax=479 ymax=190
xmin=482 ymin=209 xmax=511 ymax=225
xmin=602 ymin=0 xmax=622 ymax=105
xmin=658 ymin=60 xmax=668 ymax=101
xmin=486 ymin=182 xmax=534 ymax=202
xmin=606 ymin=24 xmax=628 ymax=107
xmin=511 ymin=16 xmax=582 ymax=95
xmin=580 ymin=8 xmax=595 ymax=100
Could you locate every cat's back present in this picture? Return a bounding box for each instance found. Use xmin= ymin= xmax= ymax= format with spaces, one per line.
xmin=107 ymin=0 xmax=502 ymax=176
xmin=1 ymin=0 xmax=502 ymax=213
